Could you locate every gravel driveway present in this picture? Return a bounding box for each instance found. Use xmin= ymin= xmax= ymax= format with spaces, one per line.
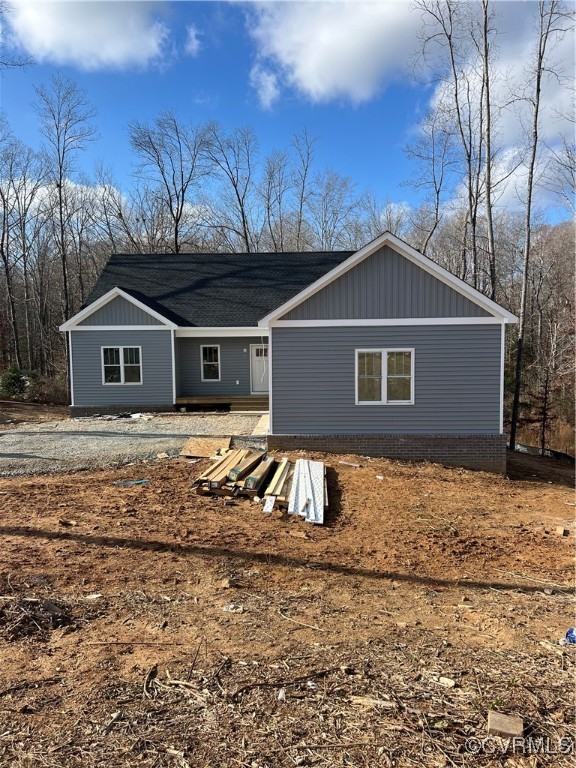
xmin=0 ymin=412 xmax=263 ymax=476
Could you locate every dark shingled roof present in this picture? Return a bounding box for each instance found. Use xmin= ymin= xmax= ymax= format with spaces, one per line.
xmin=85 ymin=251 xmax=355 ymax=327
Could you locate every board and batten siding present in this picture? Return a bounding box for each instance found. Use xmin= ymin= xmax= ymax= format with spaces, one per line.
xmin=270 ymin=325 xmax=501 ymax=435
xmin=78 ymin=296 xmax=163 ymax=326
xmin=70 ymin=330 xmax=173 ymax=406
xmin=280 ymin=245 xmax=490 ymax=321
xmin=178 ymin=336 xmax=268 ymax=396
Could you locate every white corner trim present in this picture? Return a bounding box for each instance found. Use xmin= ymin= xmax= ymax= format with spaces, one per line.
xmin=257 ymin=231 xmax=519 ymax=326
xmin=68 ymin=331 xmax=75 ymax=407
xmin=270 ymin=317 xmax=503 ymax=328
xmin=175 ymin=327 xmax=269 ymax=338
xmin=268 ymin=332 xmax=273 ymax=434
xmin=171 ymin=328 xmax=177 ymax=404
xmin=59 ymin=287 xmax=177 ymax=331
xmin=500 ymin=322 xmax=505 ymax=435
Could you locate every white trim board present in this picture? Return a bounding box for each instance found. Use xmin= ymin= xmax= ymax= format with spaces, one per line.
xmin=500 ymin=322 xmax=505 ymax=435
xmin=171 ymin=328 xmax=177 ymax=403
xmin=258 ymin=231 xmax=519 ymax=326
xmin=249 ymin=343 xmax=269 ymax=395
xmin=175 ymin=327 xmax=269 ymax=338
xmin=71 ymin=325 xmax=171 ymax=331
xmin=67 ymin=332 xmax=75 ymax=407
xmin=270 ymin=317 xmax=506 ymax=328
xmin=59 ymin=287 xmax=177 ymax=331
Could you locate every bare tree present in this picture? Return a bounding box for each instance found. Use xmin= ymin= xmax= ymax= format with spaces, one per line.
xmin=0 ymin=1 xmax=31 ymax=70
xmin=260 ymin=150 xmax=292 ymax=251
xmin=404 ymin=108 xmax=456 ymax=253
xmin=307 ymin=169 xmax=360 ymax=250
xmin=292 ymin=129 xmax=316 ymax=250
xmin=129 ymin=111 xmax=207 ymax=253
xmin=204 ymin=123 xmax=260 ymax=252
xmin=0 ymin=132 xmax=23 ymax=367
xmin=509 ymin=0 xmax=573 ymax=450
xmin=34 ymin=73 xmax=96 ymax=320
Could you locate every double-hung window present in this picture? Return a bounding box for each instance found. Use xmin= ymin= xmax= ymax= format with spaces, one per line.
xmin=201 ymin=345 xmax=220 ymax=381
xmin=356 ymin=349 xmax=414 ymax=405
xmin=102 ymin=346 xmax=142 ymax=385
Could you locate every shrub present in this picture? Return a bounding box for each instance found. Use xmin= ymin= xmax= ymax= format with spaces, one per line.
xmin=0 ymin=366 xmax=27 ymax=398
xmin=25 ymin=374 xmax=69 ymax=405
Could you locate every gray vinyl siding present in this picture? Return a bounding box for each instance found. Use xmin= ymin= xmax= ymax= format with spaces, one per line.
xmin=280 ymin=245 xmax=490 ymax=320
xmin=79 ymin=296 xmax=163 ymax=326
xmin=71 ymin=330 xmax=173 ymax=406
xmin=178 ymin=337 xmax=268 ymax=396
xmin=271 ymin=325 xmax=501 ymax=435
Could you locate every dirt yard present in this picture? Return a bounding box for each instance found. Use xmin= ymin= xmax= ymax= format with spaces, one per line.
xmin=0 ymin=401 xmax=68 ymax=428
xmin=0 ymin=452 xmax=574 ymax=767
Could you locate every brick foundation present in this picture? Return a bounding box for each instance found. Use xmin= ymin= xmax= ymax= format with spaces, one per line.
xmin=267 ymin=434 xmax=507 ymax=474
xmin=70 ymin=404 xmax=175 ymax=418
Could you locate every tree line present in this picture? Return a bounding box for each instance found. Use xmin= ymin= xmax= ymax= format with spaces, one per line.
xmin=0 ymin=0 xmax=573 ymax=453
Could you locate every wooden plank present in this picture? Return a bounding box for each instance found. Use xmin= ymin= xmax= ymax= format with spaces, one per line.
xmin=180 ymin=436 xmax=231 ymax=458
xmin=206 ymin=450 xmax=249 ymax=488
xmin=228 ymin=450 xmax=266 ymax=483
xmin=211 ymin=451 xmax=250 ymax=488
xmin=265 ymin=458 xmax=290 ymax=497
xmin=244 ymin=456 xmax=276 ymax=490
xmin=192 ymin=449 xmax=236 ymax=485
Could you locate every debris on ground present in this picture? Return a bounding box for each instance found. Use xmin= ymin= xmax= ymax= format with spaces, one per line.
xmin=487 ymin=710 xmax=524 ymax=737
xmin=192 ymin=450 xmax=327 ymax=522
xmin=113 ymin=479 xmax=149 ymax=486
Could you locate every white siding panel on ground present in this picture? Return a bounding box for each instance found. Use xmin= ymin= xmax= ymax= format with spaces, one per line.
xmin=71 ymin=330 xmax=173 ymax=407
xmin=271 ymin=325 xmax=501 ymax=435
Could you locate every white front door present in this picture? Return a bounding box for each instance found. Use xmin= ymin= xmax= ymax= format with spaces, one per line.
xmin=250 ymin=344 xmax=269 ymax=393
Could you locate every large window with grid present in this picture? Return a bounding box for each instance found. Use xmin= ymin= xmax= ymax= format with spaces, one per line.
xmin=201 ymin=345 xmax=221 ymax=381
xmin=356 ymin=349 xmax=414 ymax=405
xmin=101 ymin=346 xmax=142 ymax=385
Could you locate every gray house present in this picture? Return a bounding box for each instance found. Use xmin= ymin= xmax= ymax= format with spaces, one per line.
xmin=60 ymin=232 xmax=517 ymax=472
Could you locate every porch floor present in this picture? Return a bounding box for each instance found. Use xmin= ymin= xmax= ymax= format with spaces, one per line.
xmin=176 ymin=395 xmax=269 ymax=412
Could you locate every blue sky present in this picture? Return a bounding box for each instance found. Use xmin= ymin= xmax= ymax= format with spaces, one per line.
xmin=1 ymin=1 xmax=573 ymax=218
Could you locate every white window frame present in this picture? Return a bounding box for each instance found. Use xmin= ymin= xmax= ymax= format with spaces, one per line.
xmin=355 ymin=348 xmax=415 ymax=405
xmin=101 ymin=346 xmax=143 ymax=386
xmin=200 ymin=344 xmax=221 ymax=382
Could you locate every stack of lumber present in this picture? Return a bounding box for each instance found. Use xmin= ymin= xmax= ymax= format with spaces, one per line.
xmin=192 ymin=451 xmax=328 ymax=524
xmin=287 ymin=458 xmax=327 ymax=525
xmin=193 ymin=448 xmax=274 ymax=498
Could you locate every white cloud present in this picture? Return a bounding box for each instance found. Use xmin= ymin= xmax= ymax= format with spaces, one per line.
xmin=7 ymin=1 xmax=169 ymax=71
xmin=249 ymin=64 xmax=279 ymax=110
xmin=247 ymin=2 xmax=418 ymax=104
xmin=184 ymin=24 xmax=200 ymax=57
